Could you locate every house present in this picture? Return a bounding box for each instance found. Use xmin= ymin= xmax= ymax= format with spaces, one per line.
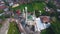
xmin=44 ymin=7 xmax=50 ymax=12
xmin=57 ymin=9 xmax=60 ymax=12
xmin=0 ymin=1 xmax=5 ymax=9
xmin=44 ymin=6 xmax=55 ymax=14
xmin=58 ymin=16 xmax=60 ymax=19
xmin=0 ymin=19 xmax=2 ymax=23
xmin=54 ymin=0 xmax=60 ymax=8
xmin=0 ymin=0 xmax=9 ymax=12
xmin=45 ymin=0 xmax=50 ymax=3
xmin=5 ymin=0 xmax=12 ymax=2
xmin=4 ymin=7 xmax=9 ymax=11
xmin=9 ymin=2 xmax=14 ymax=6
xmin=12 ymin=3 xmax=19 ymax=8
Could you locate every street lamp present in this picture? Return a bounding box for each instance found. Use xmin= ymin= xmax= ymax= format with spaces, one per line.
xmin=34 ymin=10 xmax=36 ymax=20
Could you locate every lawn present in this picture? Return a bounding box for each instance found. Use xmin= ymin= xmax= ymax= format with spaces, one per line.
xmin=8 ymin=22 xmax=20 ymax=34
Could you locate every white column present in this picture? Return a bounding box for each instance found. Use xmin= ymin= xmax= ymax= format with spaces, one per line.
xmin=23 ymin=9 xmax=25 ymax=19
xmin=25 ymin=7 xmax=27 ymax=23
xmin=23 ymin=9 xmax=24 ymax=15
xmin=39 ymin=10 xmax=41 ymax=15
xmin=34 ymin=10 xmax=36 ymax=20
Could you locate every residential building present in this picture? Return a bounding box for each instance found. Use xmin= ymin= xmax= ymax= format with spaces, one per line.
xmin=0 ymin=0 xmax=5 ymax=9
xmin=54 ymin=0 xmax=60 ymax=8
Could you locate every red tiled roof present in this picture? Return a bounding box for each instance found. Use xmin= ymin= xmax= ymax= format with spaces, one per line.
xmin=0 ymin=6 xmax=5 ymax=9
xmin=16 ymin=10 xmax=21 ymax=15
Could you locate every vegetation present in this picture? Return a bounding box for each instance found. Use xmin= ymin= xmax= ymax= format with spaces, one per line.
xmin=0 ymin=10 xmax=4 ymax=14
xmin=0 ymin=24 xmax=2 ymax=28
xmin=0 ymin=15 xmax=6 ymax=20
xmin=12 ymin=2 xmax=46 ymax=12
xmin=12 ymin=2 xmax=46 ymax=17
xmin=46 ymin=0 xmax=57 ymax=10
xmin=51 ymin=19 xmax=60 ymax=34
xmin=8 ymin=22 xmax=20 ymax=34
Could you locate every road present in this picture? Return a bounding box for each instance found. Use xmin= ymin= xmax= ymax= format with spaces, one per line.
xmin=0 ymin=18 xmax=26 ymax=34
xmin=0 ymin=19 xmax=10 ymax=34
